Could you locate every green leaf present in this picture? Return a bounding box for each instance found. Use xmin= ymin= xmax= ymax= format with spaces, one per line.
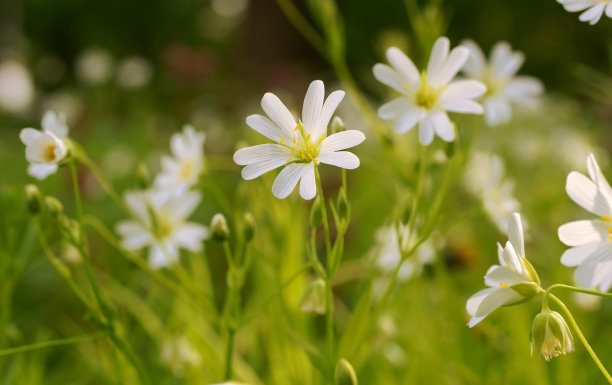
xmin=338 ymin=288 xmax=372 ymax=362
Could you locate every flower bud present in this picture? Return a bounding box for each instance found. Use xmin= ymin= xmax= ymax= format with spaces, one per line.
xmin=530 ymin=308 xmax=574 ymax=361
xmin=300 ymin=278 xmax=327 ymax=315
xmin=310 ymin=196 xmax=323 ymax=228
xmin=211 ymin=213 xmax=230 ymax=242
xmin=25 ymin=184 xmax=42 ymax=214
xmin=336 ymin=187 xmax=349 ymax=220
xmin=335 ymin=358 xmax=358 ymax=385
xmin=510 ymin=282 xmax=541 ymax=298
xmin=136 ymin=162 xmax=150 ymax=189
xmin=331 ymin=116 xmax=346 ymax=134
xmin=44 ymin=196 xmax=64 ymax=217
xmin=242 ymin=212 xmax=255 ymax=242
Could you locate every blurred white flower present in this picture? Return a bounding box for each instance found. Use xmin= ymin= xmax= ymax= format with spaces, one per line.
xmin=42 ymin=91 xmax=83 ymax=126
xmin=116 ymin=56 xmax=153 ymax=90
xmin=558 ymin=153 xmax=612 ymax=291
xmin=462 ymin=40 xmax=543 ymax=126
xmin=76 ymin=48 xmax=113 ymax=85
xmin=466 ymin=213 xmax=540 ymax=327
xmin=557 ymin=0 xmax=612 ymax=25
xmin=464 ymin=152 xmax=521 ymax=233
xmin=234 ymin=80 xmax=365 ymax=200
xmin=116 ymin=189 xmax=209 ymax=269
xmin=572 ymin=290 xmax=602 ymax=310
xmin=19 ymin=112 xmax=69 ymax=180
xmin=212 ymin=0 xmax=248 ymax=17
xmin=0 ymin=60 xmax=34 ymax=113
xmin=154 ymin=125 xmax=205 ymax=196
xmin=373 ymin=37 xmax=486 ymax=145
xmin=160 ymin=336 xmax=202 ymax=375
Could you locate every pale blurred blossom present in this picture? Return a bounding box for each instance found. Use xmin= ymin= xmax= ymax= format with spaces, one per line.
xmin=0 ymin=60 xmax=34 ymax=113
xmin=212 ymin=0 xmax=248 ymax=17
xmin=160 ymin=336 xmax=202 ymax=375
xmin=43 ymin=91 xmax=83 ymax=126
xmin=572 ymin=291 xmax=602 ymax=311
xmin=116 ymin=56 xmax=153 ymax=90
xmin=76 ymin=48 xmax=114 ymax=85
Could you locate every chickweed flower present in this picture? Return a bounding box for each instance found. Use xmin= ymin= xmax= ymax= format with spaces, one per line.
xmin=154 ymin=125 xmax=205 ymax=196
xmin=557 ymin=0 xmax=612 ymax=25
xmin=116 ymin=189 xmax=210 ymax=269
xmin=530 ymin=308 xmax=574 ymax=361
xmin=559 ymin=153 xmax=612 ymax=291
xmin=19 ymin=111 xmax=70 ymax=180
xmin=461 ymin=41 xmax=543 ymax=126
xmin=466 ymin=213 xmax=541 ymax=327
xmin=234 ymin=80 xmax=365 ymax=200
xmin=373 ymin=37 xmax=486 ymax=145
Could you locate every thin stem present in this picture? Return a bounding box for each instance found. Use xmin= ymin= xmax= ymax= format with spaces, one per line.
xmin=223 ymin=329 xmax=236 ymax=380
xmin=407 ymin=145 xmax=426 ymax=237
xmin=275 ymin=0 xmax=328 ymax=60
xmin=549 ymin=294 xmax=612 ymax=384
xmin=543 ymin=284 xmax=612 ymax=305
xmin=222 ymin=240 xmax=238 ymax=381
xmin=314 ymin=165 xmax=335 ymax=373
xmin=0 ymin=333 xmax=106 ymax=357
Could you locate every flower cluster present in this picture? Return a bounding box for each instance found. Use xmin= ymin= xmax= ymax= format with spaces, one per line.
xmin=116 ymin=125 xmax=210 ymax=268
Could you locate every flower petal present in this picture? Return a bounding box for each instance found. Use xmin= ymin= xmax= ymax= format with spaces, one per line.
xmin=320 ymin=130 xmax=365 ymax=153
xmin=507 ymin=213 xmax=525 ymax=258
xmin=565 ymin=170 xmax=612 ymax=216
xmin=167 ymin=191 xmax=201 ymax=222
xmin=42 ymin=111 xmax=69 ymax=138
xmin=302 ymin=80 xmax=324 ymax=136
xmin=461 ymin=39 xmax=486 ymax=78
xmin=261 ymin=92 xmax=297 ymax=136
xmin=474 ymin=286 xmax=522 ymax=318
xmin=317 ymin=151 xmax=360 ymax=169
xmin=378 ymin=97 xmax=410 ymax=119
xmin=426 ymin=37 xmax=450 ymax=81
xmin=27 ymin=164 xmax=58 ymax=180
xmin=299 ymin=162 xmax=316 ymax=200
xmin=386 ymin=47 xmax=420 ymax=86
xmin=561 ymin=242 xmax=599 ymax=267
xmin=484 ymin=98 xmax=512 ymax=126
xmin=174 ymin=223 xmax=210 ymax=252
xmin=373 ymin=64 xmax=405 ymax=93
xmin=233 ymin=144 xmax=291 ymax=166
xmin=430 ymin=46 xmax=469 ymax=86
xmin=246 ymin=114 xmax=288 ymax=142
xmin=490 ymin=42 xmax=524 ymax=78
xmin=315 ymin=90 xmax=345 ymax=139
xmin=116 ymin=221 xmax=152 ymax=250
xmin=272 ymin=163 xmax=309 ymax=199
xmin=558 ymin=220 xmax=605 ymax=247
xmin=440 ymin=80 xmax=487 ymax=102
xmin=19 ymin=128 xmax=43 ymax=145
xmin=418 ymin=118 xmax=435 ymax=145
xmin=395 ymin=107 xmax=422 ymax=134
xmin=429 ymin=110 xmax=455 ymax=142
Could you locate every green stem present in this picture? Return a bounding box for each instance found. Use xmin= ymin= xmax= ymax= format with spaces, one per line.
xmin=0 ymin=333 xmax=106 ymax=357
xmin=275 ymin=0 xmax=328 ymax=60
xmin=222 ymin=240 xmax=239 ymax=380
xmin=407 ymin=145 xmax=426 ymax=237
xmin=223 ymin=328 xmax=236 ymax=380
xmin=314 ymin=166 xmax=335 ymax=374
xmin=543 ymin=284 xmax=612 ymax=304
xmin=549 ymin=294 xmax=612 ymax=384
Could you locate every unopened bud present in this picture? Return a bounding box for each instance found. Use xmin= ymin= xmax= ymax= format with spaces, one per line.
xmin=331 ymin=116 xmax=346 ymax=134
xmin=336 ymin=187 xmax=349 ymax=219
xmin=300 ymin=279 xmax=327 ymax=315
xmin=44 ymin=196 xmax=64 ymax=217
xmin=25 ymin=184 xmax=42 ymax=214
xmin=310 ymin=196 xmax=323 ymax=228
xmin=335 ymin=358 xmax=358 ymax=385
xmin=211 ymin=213 xmax=230 ymax=242
xmin=530 ymin=308 xmax=574 ymax=361
xmin=242 ymin=212 xmax=255 ymax=242
xmin=136 ymin=163 xmax=150 ymax=189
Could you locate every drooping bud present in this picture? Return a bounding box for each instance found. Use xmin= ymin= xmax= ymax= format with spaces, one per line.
xmin=331 ymin=116 xmax=346 ymax=134
xmin=25 ymin=184 xmax=42 ymax=214
xmin=211 ymin=213 xmax=230 ymax=242
xmin=242 ymin=212 xmax=255 ymax=242
xmin=44 ymin=196 xmax=64 ymax=217
xmin=300 ymin=278 xmax=327 ymax=315
xmin=310 ymin=196 xmax=323 ymax=228
xmin=530 ymin=308 xmax=574 ymax=361
xmin=335 ymin=358 xmax=358 ymax=385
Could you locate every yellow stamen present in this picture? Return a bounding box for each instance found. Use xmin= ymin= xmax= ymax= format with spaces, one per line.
xmin=44 ymin=143 xmax=57 ymax=162
xmin=306 ymin=134 xmax=311 ymax=141
xmin=294 ymin=124 xmax=299 ymax=131
xmin=279 ymin=138 xmax=285 ymax=144
xmin=604 ymin=216 xmax=612 ymax=222
xmin=499 ymin=283 xmax=509 ymax=288
xmin=292 ymin=137 xmax=297 ymax=144
xmin=287 ymin=158 xmax=292 ymax=163
xmin=290 ymin=147 xmax=295 ymax=154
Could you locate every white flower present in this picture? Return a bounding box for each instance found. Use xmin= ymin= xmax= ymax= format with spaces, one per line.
xmin=19 ymin=111 xmax=69 ymax=180
xmin=461 ymin=40 xmax=543 ymax=126
xmin=116 ymin=56 xmax=153 ymax=90
xmin=76 ymin=48 xmax=114 ymax=85
xmin=466 ymin=213 xmax=540 ymax=327
xmin=557 ymin=0 xmax=612 ymax=25
xmin=0 ymin=60 xmax=34 ymax=113
xmin=558 ymin=153 xmax=612 ymax=291
xmin=233 ymin=80 xmax=365 ymax=200
xmin=373 ymin=37 xmax=486 ymax=145
xmin=464 ymin=152 xmax=521 ymax=233
xmin=116 ymin=189 xmax=209 ymax=269
xmin=160 ymin=336 xmax=202 ymax=375
xmin=154 ymin=125 xmax=205 ymax=195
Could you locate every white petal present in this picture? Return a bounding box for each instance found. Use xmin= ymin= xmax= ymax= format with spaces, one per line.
xmin=561 ymin=242 xmax=599 ymax=267
xmin=302 ymin=80 xmax=324 ymax=136
xmin=430 ymin=46 xmax=469 ymax=86
xmin=507 ymin=213 xmax=525 ymax=258
xmin=317 ymin=151 xmax=360 ymax=169
xmin=580 ymin=2 xmax=605 ymax=24
xmin=233 ymin=144 xmax=290 ymax=165
xmin=485 ymin=266 xmax=529 ymax=285
xmin=315 ymin=90 xmax=345 ymax=139
xmin=606 ymin=2 xmax=612 ymax=17
xmin=574 ymin=243 xmax=612 ymax=288
xmin=261 ymin=92 xmax=297 ymax=136
xmin=320 ymin=130 xmax=365 ymax=153
xmin=174 ymin=223 xmax=209 ymax=251
xmin=501 ymin=241 xmax=522 ymax=273
xmin=149 ymin=243 xmax=178 ymax=269
xmin=272 ymin=163 xmax=309 ymax=199
xmin=245 ymin=114 xmax=288 ymax=142
xmin=241 ymin=159 xmax=290 ymax=180
xmin=587 ymin=153 xmax=612 ymax=205
xmin=27 ymin=164 xmax=58 ymax=180
xmin=167 ymin=191 xmax=201 ymax=222
xmin=378 ymin=98 xmax=409 ymax=119
xmin=484 ymin=98 xmax=512 ymax=126
xmin=475 ymin=286 xmax=522 ymax=318
xmin=116 ymin=221 xmax=151 ymax=250
xmin=565 ymin=171 xmax=612 ymax=216
xmin=373 ymin=64 xmax=405 ymax=93
xmin=429 ymin=110 xmax=455 ymax=142
xmin=395 ymin=107 xmax=423 ymax=134
xmin=19 ymin=128 xmax=43 ymax=145
xmin=124 ymin=191 xmax=150 ymax=223
xmin=466 ymin=287 xmax=496 ymax=316
xmin=386 ymin=47 xmax=420 ymax=86
xmin=42 ymin=111 xmax=68 ymax=138
xmin=440 ymin=99 xmax=484 ymax=114
xmin=418 ymin=118 xmax=435 ymax=145
xmin=490 ymin=42 xmax=524 ymax=78
xmin=461 ymin=39 xmax=486 ymax=78
xmin=502 ymin=77 xmax=544 ymax=103
xmin=299 ymin=162 xmax=316 ymax=200
xmin=440 ymin=80 xmax=487 ymax=101
xmin=426 ymin=37 xmax=450 ymax=81
xmin=558 ymin=220 xmax=605 ymax=246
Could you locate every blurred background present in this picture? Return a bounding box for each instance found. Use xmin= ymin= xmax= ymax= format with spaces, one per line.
xmin=2 ymin=0 xmax=612 ymax=384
